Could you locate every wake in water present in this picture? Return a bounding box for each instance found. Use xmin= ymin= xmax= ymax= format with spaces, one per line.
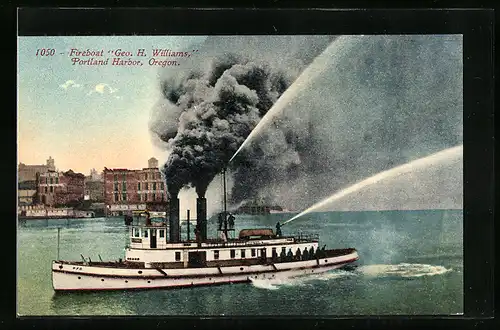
xmin=358 ymin=263 xmax=452 ymax=278
xmin=250 ymin=263 xmax=453 ymax=290
xmin=250 ymin=270 xmax=354 ymax=290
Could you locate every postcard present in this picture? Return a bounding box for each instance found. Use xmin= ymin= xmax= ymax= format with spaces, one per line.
xmin=17 ymin=14 xmax=467 ymax=316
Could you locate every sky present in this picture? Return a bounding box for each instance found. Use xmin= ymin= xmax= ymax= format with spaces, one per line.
xmin=17 ymin=36 xmax=206 ymax=175
xmin=17 ymin=35 xmax=463 ymax=213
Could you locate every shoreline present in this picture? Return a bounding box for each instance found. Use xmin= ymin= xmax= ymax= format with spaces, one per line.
xmin=18 ymin=216 xmax=98 ymax=220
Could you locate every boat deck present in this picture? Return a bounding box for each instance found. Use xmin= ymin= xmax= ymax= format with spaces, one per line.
xmin=54 ymin=248 xmax=356 ymax=269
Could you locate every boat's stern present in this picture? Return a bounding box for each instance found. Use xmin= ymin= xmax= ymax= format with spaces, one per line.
xmin=342 ymin=248 xmax=360 ymax=270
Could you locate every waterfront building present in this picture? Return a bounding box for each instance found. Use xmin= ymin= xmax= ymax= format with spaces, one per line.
xmin=148 ymin=157 xmax=159 ymax=169
xmin=84 ymin=180 xmax=105 ymax=202
xmin=84 ymin=169 xmax=105 ymax=202
xmin=103 ymin=158 xmax=168 ymax=216
xmin=88 ymin=168 xmax=102 ymax=181
xmin=37 ymin=170 xmax=85 ymax=206
xmin=18 ymin=156 xmax=56 ymax=182
xmin=18 ymin=180 xmax=37 ymax=206
xmin=17 ymin=204 xmax=94 ymax=218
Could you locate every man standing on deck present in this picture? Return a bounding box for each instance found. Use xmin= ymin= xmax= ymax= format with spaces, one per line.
xmin=194 ymin=224 xmax=200 ymax=242
xmin=276 ymin=222 xmax=282 ymax=237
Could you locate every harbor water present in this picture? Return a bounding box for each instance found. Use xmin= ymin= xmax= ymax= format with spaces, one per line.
xmin=17 ymin=209 xmax=463 ymax=316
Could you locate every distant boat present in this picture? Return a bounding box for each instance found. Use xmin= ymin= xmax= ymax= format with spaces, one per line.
xmin=234 ymin=202 xmax=290 ymax=215
xmin=269 ymin=209 xmax=293 ymax=214
xmin=18 ymin=208 xmax=95 ymax=220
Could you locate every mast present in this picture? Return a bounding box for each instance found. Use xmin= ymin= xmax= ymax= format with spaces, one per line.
xmin=57 ymin=227 xmax=61 ymax=260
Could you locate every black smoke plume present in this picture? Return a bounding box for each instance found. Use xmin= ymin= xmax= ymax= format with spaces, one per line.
xmin=150 ymin=36 xmax=335 ymax=201
xmin=152 ymin=35 xmax=462 ymax=211
xmin=158 ymin=54 xmax=294 ymax=198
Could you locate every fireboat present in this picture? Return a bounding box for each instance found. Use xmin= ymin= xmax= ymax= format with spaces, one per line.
xmin=51 ymin=169 xmax=359 ymax=291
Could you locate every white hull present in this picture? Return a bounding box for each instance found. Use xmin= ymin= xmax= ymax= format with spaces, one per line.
xmin=52 ymin=251 xmax=358 ymax=291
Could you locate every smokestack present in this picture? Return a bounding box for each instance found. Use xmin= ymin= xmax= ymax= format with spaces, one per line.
xmin=168 ymin=197 xmax=180 ymax=242
xmin=196 ymin=197 xmax=207 ymax=241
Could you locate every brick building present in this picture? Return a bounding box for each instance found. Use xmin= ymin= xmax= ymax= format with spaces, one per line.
xmin=37 ymin=170 xmax=85 ymax=206
xmin=103 ymin=159 xmax=168 ymax=216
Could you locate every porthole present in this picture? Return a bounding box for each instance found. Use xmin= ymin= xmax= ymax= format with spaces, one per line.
xmin=240 ymin=267 xmax=244 ymax=271
xmin=78 ymin=276 xmax=81 ymax=279
xmin=125 ymin=280 xmax=128 ymax=283
xmin=147 ymin=280 xmax=151 ymax=283
xmin=254 ymin=276 xmax=257 ymax=279
xmin=138 ymin=271 xmax=142 ymax=274
xmin=209 ymin=278 xmax=211 ymax=280
xmin=325 ymin=260 xmax=328 ymax=263
xmin=101 ymin=279 xmax=104 ymax=281
xmin=58 ymin=265 xmax=63 ymax=269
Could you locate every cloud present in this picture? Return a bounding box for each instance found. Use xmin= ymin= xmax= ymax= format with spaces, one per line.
xmin=87 ymin=83 xmax=119 ymax=96
xmin=59 ymin=80 xmax=82 ymax=90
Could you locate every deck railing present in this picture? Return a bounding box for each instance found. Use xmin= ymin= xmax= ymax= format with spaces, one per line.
xmin=291 ymin=232 xmax=320 ymax=242
xmin=127 ymin=231 xmax=320 ymax=249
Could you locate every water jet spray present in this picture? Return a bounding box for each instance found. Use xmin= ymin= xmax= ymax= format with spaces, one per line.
xmin=229 ymin=36 xmax=356 ymax=163
xmin=282 ymin=145 xmax=463 ymax=226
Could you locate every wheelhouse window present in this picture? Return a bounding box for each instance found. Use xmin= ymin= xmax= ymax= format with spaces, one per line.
xmin=251 ymin=248 xmax=256 ymax=257
xmin=143 ymin=229 xmax=148 ymax=238
xmin=134 ymin=228 xmax=140 ymax=237
xmin=137 ymin=182 xmax=141 ymax=190
xmin=175 ymin=252 xmax=181 ymax=261
xmin=214 ymin=250 xmax=219 ymax=260
xmin=241 ymin=249 xmax=246 ymax=258
xmin=159 ymin=230 xmax=164 ymax=238
xmin=230 ymin=249 xmax=236 ymax=258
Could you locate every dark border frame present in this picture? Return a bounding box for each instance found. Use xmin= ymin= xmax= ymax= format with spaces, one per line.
xmin=9 ymin=6 xmax=495 ymax=330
